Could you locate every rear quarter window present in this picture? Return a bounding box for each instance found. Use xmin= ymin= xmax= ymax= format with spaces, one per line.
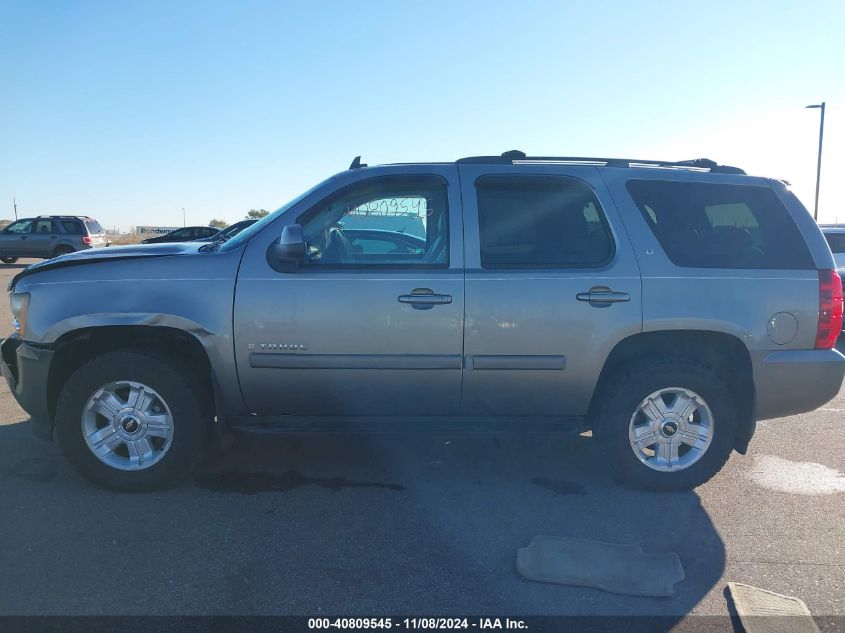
xmin=625 ymin=180 xmax=814 ymax=270
xmin=62 ymin=221 xmax=83 ymax=234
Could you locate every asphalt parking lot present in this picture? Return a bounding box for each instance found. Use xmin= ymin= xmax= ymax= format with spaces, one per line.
xmin=0 ymin=260 xmax=843 ymax=629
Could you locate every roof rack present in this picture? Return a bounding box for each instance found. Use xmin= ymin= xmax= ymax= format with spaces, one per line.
xmin=35 ymin=214 xmax=92 ymax=219
xmin=457 ymin=150 xmax=746 ymax=175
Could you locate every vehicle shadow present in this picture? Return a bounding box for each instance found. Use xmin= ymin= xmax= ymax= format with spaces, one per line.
xmin=0 ymin=421 xmax=726 ymax=627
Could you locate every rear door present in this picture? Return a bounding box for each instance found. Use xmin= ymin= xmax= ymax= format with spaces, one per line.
xmin=458 ymin=163 xmax=642 ymax=417
xmin=30 ymin=219 xmax=60 ymax=257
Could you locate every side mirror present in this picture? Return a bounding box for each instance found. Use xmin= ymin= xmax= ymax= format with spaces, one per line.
xmin=274 ymin=224 xmax=306 ymax=262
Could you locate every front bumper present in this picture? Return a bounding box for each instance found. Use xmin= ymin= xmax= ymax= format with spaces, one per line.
xmin=1 ymin=336 xmax=55 ymax=440
xmin=753 ymin=348 xmax=845 ymax=420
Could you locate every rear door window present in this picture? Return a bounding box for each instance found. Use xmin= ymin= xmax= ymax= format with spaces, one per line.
xmin=626 ymin=180 xmax=813 ymax=269
xmin=475 ymin=175 xmax=614 ymax=268
xmin=168 ymin=228 xmax=193 ymax=239
xmin=33 ymin=219 xmax=58 ymax=234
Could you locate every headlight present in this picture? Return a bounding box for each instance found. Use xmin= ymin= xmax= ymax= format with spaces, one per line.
xmin=10 ymin=292 xmax=30 ymax=337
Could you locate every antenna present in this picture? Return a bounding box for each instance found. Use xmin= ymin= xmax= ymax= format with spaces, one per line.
xmin=349 ymin=156 xmax=367 ymax=169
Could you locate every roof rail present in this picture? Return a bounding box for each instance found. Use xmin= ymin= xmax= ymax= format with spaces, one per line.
xmin=457 ymin=150 xmax=746 ymax=175
xmin=35 ymin=215 xmax=91 ymax=219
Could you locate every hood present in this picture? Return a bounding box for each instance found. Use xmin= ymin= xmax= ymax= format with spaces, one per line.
xmin=9 ymin=242 xmax=205 ymax=291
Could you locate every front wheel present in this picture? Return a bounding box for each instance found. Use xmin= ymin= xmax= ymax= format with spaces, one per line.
xmin=56 ymin=350 xmax=210 ymax=491
xmin=1 ymin=256 xmax=18 ymax=264
xmin=593 ymin=359 xmax=736 ymax=491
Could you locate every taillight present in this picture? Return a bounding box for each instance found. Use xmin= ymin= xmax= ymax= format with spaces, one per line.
xmin=81 ymin=235 xmax=92 ymax=245
xmin=815 ymin=269 xmax=843 ymax=349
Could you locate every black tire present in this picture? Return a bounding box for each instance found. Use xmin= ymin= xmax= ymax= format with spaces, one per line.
xmin=53 ymin=246 xmax=75 ymax=257
xmin=56 ymin=350 xmax=210 ymax=491
xmin=593 ymin=358 xmax=736 ymax=491
xmin=0 ymin=256 xmax=18 ymax=264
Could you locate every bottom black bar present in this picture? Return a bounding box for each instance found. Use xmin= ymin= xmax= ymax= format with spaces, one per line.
xmin=0 ymin=616 xmax=841 ymax=633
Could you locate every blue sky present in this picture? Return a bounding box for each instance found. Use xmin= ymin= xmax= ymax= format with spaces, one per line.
xmin=2 ymin=0 xmax=844 ymax=230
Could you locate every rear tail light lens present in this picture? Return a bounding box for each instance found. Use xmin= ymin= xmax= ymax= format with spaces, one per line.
xmin=816 ymin=269 xmax=843 ymax=349
xmin=81 ymin=235 xmax=92 ymax=245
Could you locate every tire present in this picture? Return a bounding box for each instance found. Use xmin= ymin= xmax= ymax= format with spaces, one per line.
xmin=52 ymin=246 xmax=75 ymax=257
xmin=1 ymin=256 xmax=18 ymax=264
xmin=593 ymin=358 xmax=736 ymax=491
xmin=56 ymin=350 xmax=210 ymax=491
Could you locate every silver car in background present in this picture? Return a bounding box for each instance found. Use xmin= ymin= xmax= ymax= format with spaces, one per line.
xmin=820 ymin=225 xmax=845 ymax=269
xmin=0 ymin=215 xmax=109 ymax=264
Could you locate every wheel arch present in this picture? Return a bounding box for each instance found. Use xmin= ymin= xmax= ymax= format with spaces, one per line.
xmin=588 ymin=329 xmax=755 ymax=454
xmin=46 ymin=325 xmax=216 ymax=426
xmin=50 ymin=242 xmax=76 ymax=257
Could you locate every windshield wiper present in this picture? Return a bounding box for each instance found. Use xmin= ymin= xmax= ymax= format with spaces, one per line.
xmin=200 ymin=234 xmax=232 ymax=252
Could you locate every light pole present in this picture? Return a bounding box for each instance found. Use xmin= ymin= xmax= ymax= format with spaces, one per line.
xmin=182 ymin=208 xmax=186 ymax=227
xmin=806 ymin=102 xmax=825 ymax=221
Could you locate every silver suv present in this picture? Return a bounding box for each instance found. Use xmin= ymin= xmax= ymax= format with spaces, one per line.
xmin=3 ymin=151 xmax=844 ymax=491
xmin=0 ymin=215 xmax=109 ymax=263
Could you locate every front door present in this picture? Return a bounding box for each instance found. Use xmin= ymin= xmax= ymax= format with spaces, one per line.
xmin=234 ymin=166 xmax=465 ymax=417
xmin=458 ymin=164 xmax=642 ymax=417
xmin=0 ymin=219 xmax=34 ymax=257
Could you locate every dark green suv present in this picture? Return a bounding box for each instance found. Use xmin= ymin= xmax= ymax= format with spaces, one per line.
xmin=0 ymin=215 xmax=109 ymax=263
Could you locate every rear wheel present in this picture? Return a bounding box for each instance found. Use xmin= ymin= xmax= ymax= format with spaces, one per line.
xmin=0 ymin=256 xmax=18 ymax=264
xmin=56 ymin=350 xmax=209 ymax=491
xmin=52 ymin=246 xmax=75 ymax=257
xmin=593 ymin=359 xmax=736 ymax=491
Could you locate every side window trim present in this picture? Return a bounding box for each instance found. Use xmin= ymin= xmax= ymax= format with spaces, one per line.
xmin=473 ymin=173 xmax=617 ymax=270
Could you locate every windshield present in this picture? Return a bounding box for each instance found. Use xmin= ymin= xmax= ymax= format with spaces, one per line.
xmin=218 ymin=177 xmax=333 ymax=252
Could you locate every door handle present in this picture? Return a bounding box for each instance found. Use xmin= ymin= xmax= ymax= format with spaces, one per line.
xmin=576 ymin=288 xmax=630 ymax=304
xmin=398 ymin=288 xmax=453 ymax=310
xmin=20 ymin=236 xmax=28 ymax=240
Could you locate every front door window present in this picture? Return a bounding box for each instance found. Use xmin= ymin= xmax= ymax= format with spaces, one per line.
xmin=4 ymin=220 xmax=33 ymax=235
xmin=299 ymin=175 xmax=449 ymax=267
